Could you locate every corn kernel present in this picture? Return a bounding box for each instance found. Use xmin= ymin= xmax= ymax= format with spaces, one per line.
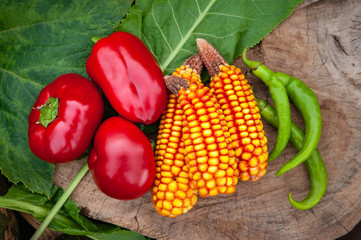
xmin=198 ymin=163 xmax=208 ymax=172
xmin=250 ymin=166 xmax=259 ymax=176
xmin=239 ymin=161 xmax=248 ymax=172
xmin=194 ymin=143 xmax=206 ymax=151
xmin=206 ymin=143 xmax=217 ymax=151
xmin=253 ymin=147 xmax=263 ymax=155
xmin=207 ymin=187 xmax=217 ymax=196
xmin=175 ymin=190 xmax=186 ymax=199
xmin=190 ymin=126 xmax=202 ymax=133
xmin=197 ymin=156 xmax=208 ymax=164
xmin=199 ymin=188 xmax=208 ymax=196
xmin=203 ymin=129 xmax=213 ymax=137
xmin=161 ymin=177 xmax=173 ymax=184
xmin=172 ymin=199 xmax=183 ymax=208
xmin=244 ymin=144 xmax=255 ymax=152
xmin=156 ymin=200 xmax=163 ymax=209
xmin=219 ymin=155 xmax=229 ymax=163
xmin=219 ymin=163 xmax=229 ymax=169
xmin=203 ymin=137 xmax=215 ymax=145
xmin=216 ymin=177 xmax=227 ymax=186
xmin=157 ymin=191 xmax=165 ymax=200
xmin=203 ymin=172 xmax=213 ymax=181
xmin=225 ymin=186 xmax=236 ymax=194
xmin=215 ymin=170 xmax=226 ymax=178
xmin=192 ymin=172 xmax=201 ymax=180
xmin=209 ymin=158 xmax=219 ymax=165
xmin=208 ymin=166 xmax=218 ymax=173
xmin=199 ymin=115 xmax=209 ymax=122
xmin=201 ymin=122 xmax=211 ymax=129
xmin=205 ymin=179 xmax=216 ymax=191
xmin=165 ymin=192 xmax=175 ymax=201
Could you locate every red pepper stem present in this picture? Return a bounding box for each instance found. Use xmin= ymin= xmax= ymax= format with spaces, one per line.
xmin=38 ymin=97 xmax=59 ymax=128
xmin=91 ymin=36 xmax=101 ymax=44
xmin=30 ymin=161 xmax=89 ymax=240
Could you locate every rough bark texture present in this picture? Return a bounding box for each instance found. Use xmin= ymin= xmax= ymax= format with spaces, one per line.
xmin=53 ymin=0 xmax=361 ymax=239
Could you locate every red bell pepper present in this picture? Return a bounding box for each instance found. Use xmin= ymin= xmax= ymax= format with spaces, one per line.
xmin=88 ymin=116 xmax=156 ymax=200
xmin=86 ymin=31 xmax=167 ymax=124
xmin=28 ymin=73 xmax=104 ymax=163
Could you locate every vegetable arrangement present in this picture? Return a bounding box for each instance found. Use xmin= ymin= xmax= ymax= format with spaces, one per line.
xmin=24 ymin=28 xmax=327 ymax=233
xmin=0 ymin=0 xmax=328 ymax=238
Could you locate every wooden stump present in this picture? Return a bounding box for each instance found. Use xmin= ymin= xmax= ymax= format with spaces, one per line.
xmin=53 ymin=0 xmax=361 ymax=239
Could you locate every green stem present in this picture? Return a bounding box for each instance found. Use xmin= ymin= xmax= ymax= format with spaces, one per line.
xmin=241 ymin=48 xmax=262 ymax=70
xmin=38 ymin=97 xmax=59 ymax=127
xmin=0 ymin=198 xmax=78 ymax=227
xmin=242 ymin=48 xmax=275 ymax=86
xmin=91 ymin=36 xmax=101 ymax=44
xmin=30 ymin=162 xmax=89 ymax=240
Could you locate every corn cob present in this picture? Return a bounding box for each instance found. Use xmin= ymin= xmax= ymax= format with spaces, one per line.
xmin=197 ymin=39 xmax=268 ymax=182
xmin=152 ymin=55 xmax=202 ymax=217
xmin=165 ymin=76 xmax=239 ymax=197
xmin=172 ymin=54 xmax=203 ymax=83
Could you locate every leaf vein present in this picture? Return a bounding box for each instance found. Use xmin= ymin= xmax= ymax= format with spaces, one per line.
xmin=207 ymin=12 xmax=254 ymax=21
xmin=192 ymin=31 xmax=240 ymax=39
xmin=251 ymin=0 xmax=264 ymax=15
xmin=160 ymin=0 xmax=217 ymax=71
xmin=151 ymin=8 xmax=173 ymax=53
xmin=195 ymin=0 xmax=202 ymax=15
xmin=142 ymin=34 xmax=161 ymax=64
xmin=0 ymin=14 xmax=94 ymax=34
xmin=0 ymin=68 xmax=43 ymax=87
xmin=168 ymin=0 xmax=184 ymax=39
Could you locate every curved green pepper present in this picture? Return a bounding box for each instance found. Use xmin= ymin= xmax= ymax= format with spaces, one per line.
xmin=273 ymin=72 xmax=322 ymax=176
xmin=256 ymin=98 xmax=327 ymax=210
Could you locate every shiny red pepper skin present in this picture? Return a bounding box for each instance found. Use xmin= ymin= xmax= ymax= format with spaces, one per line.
xmin=88 ymin=116 xmax=156 ymax=200
xmin=28 ymin=73 xmax=104 ymax=163
xmin=86 ymin=31 xmax=167 ymax=124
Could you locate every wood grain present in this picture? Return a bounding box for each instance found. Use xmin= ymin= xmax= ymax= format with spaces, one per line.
xmin=53 ymin=0 xmax=361 ymax=239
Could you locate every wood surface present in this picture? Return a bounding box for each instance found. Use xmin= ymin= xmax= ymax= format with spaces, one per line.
xmin=53 ymin=0 xmax=361 ymax=239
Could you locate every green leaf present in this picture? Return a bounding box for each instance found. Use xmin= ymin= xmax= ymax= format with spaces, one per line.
xmin=0 ymin=184 xmax=119 ymax=235
xmin=236 ymin=0 xmax=303 ymax=53
xmin=87 ymin=230 xmax=147 ymax=240
xmin=0 ymin=0 xmax=133 ymax=196
xmin=118 ymin=0 xmax=303 ymax=74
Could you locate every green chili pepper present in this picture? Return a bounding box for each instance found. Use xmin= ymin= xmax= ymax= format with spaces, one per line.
xmin=273 ymin=72 xmax=322 ymax=176
xmin=256 ymin=98 xmax=327 ymax=210
xmin=242 ymin=49 xmax=291 ymax=162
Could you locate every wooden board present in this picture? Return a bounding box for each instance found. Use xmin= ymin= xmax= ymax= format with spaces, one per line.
xmin=53 ymin=0 xmax=361 ymax=239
